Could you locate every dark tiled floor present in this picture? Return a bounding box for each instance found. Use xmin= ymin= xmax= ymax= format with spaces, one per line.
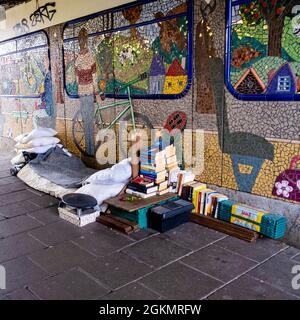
xmin=0 ymin=157 xmax=298 ymax=300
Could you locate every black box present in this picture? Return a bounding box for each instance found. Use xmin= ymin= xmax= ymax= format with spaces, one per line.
xmin=148 ymin=199 xmax=194 ymax=233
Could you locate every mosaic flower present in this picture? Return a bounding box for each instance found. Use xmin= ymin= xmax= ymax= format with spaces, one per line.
xmin=275 ymin=180 xmax=294 ymax=198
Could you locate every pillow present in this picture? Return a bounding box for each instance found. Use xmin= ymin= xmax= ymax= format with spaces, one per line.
xmin=84 ymin=158 xmax=132 ymax=185
xmin=21 ymin=128 xmax=57 ymax=144
xmin=76 ymin=183 xmax=125 ymax=205
xmin=30 ymin=137 xmax=60 ymax=147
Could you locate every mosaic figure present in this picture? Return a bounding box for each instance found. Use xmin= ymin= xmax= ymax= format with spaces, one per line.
xmin=75 ymin=28 xmax=97 ymax=156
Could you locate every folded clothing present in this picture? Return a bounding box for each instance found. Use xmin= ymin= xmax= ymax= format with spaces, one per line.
xmin=217 ymin=200 xmax=286 ymax=239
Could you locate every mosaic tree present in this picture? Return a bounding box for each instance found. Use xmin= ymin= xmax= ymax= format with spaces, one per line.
xmin=240 ymin=0 xmax=299 ymax=57
xmin=195 ymin=0 xmax=216 ymax=114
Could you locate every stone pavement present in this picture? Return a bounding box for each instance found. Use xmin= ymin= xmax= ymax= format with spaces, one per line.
xmin=0 ymin=155 xmax=299 ymax=300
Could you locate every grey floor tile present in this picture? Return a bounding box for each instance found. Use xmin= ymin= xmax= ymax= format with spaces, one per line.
xmin=207 ymin=274 xmax=298 ymax=300
xmin=0 ymin=190 xmax=40 ymax=206
xmin=248 ymin=248 xmax=300 ymax=298
xmin=0 ymin=233 xmax=46 ymax=263
xmin=27 ymin=194 xmax=59 ymax=208
xmin=0 ymin=176 xmax=20 ymax=186
xmin=72 ymin=229 xmax=134 ymax=257
xmin=122 ymin=235 xmax=191 ymax=268
xmin=0 ymin=200 xmax=40 ymax=218
xmin=0 ymin=215 xmax=42 ymax=238
xmin=0 ymin=256 xmax=49 ymax=296
xmin=29 ymin=220 xmax=85 ymax=246
xmin=182 ymin=244 xmax=257 ymax=282
xmin=0 ymin=182 xmax=26 ymax=195
xmin=6 ymin=288 xmax=39 ymax=300
xmin=27 ymin=207 xmax=60 ymax=225
xmin=29 ymin=268 xmax=108 ymax=300
xmin=215 ymin=236 xmax=288 ymax=262
xmin=162 ymin=223 xmax=226 ymax=251
xmin=29 ymin=241 xmax=95 ymax=275
xmin=101 ymin=283 xmax=161 ymax=300
xmin=80 ymin=252 xmax=152 ymax=290
xmin=140 ymin=262 xmax=222 ymax=300
xmin=127 ymin=228 xmax=159 ymax=241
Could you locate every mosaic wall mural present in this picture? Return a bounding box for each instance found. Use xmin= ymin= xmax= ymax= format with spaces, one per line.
xmin=0 ymin=32 xmax=50 ymax=98
xmin=226 ymin=0 xmax=300 ymax=100
xmin=63 ymin=0 xmax=192 ymax=98
xmin=0 ymin=0 xmax=298 ymax=207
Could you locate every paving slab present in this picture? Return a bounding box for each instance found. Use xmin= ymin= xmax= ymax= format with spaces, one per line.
xmin=0 ymin=200 xmax=40 ymax=218
xmin=207 ymin=274 xmax=298 ymax=300
xmin=0 ymin=190 xmax=40 ymax=206
xmin=0 ymin=215 xmax=42 ymax=238
xmin=139 ymin=261 xmax=223 ymax=300
xmin=161 ymin=222 xmax=226 ymax=251
xmin=72 ymin=229 xmax=134 ymax=257
xmin=27 ymin=207 xmax=61 ymax=225
xmin=29 ymin=268 xmax=108 ymax=300
xmin=0 ymin=182 xmax=26 ymax=195
xmin=5 ymin=288 xmax=39 ymax=300
xmin=80 ymin=252 xmax=153 ymax=290
xmin=0 ymin=256 xmax=49 ymax=296
xmin=248 ymin=247 xmax=300 ymax=298
xmin=0 ymin=233 xmax=46 ymax=263
xmin=122 ymin=235 xmax=191 ymax=268
xmin=101 ymin=283 xmax=161 ymax=300
xmin=29 ymin=241 xmax=95 ymax=275
xmin=182 ymin=244 xmax=257 ymax=282
xmin=215 ymin=236 xmax=288 ymax=262
xmin=29 ymin=220 xmax=85 ymax=246
xmin=27 ymin=194 xmax=59 ymax=208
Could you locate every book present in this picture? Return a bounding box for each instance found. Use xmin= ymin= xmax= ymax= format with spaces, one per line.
xmin=191 ymin=183 xmax=207 ymax=213
xmin=157 ymin=188 xmax=169 ymax=196
xmin=157 ymin=180 xmax=168 ymax=192
xmin=140 ymin=157 xmax=166 ymax=165
xmin=166 ymin=162 xmax=179 ymax=171
xmin=166 ymin=154 xmax=177 ymax=165
xmin=126 ymin=188 xmax=156 ymax=199
xmin=140 ymin=169 xmax=166 ymax=179
xmin=176 ymin=172 xmax=184 ymax=196
xmin=140 ymin=174 xmax=166 ymax=184
xmin=140 ymin=163 xmax=166 ymax=173
xmin=181 ymin=181 xmax=196 ymax=201
xmin=203 ymin=190 xmax=218 ymax=216
xmin=127 ymin=183 xmax=158 ymax=194
xmin=211 ymin=194 xmax=228 ymax=218
xmin=131 ymin=176 xmax=154 ymax=187
xmin=165 ymin=145 xmax=176 ymax=158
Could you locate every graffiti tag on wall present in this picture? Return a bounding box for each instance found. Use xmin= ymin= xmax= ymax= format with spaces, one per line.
xmin=13 ymin=2 xmax=56 ymax=35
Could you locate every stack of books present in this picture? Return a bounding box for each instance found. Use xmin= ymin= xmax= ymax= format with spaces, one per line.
xmin=181 ymin=181 xmax=228 ymax=217
xmin=126 ymin=176 xmax=158 ymax=199
xmin=217 ymin=200 xmax=286 ymax=239
xmin=126 ymin=141 xmax=169 ymax=198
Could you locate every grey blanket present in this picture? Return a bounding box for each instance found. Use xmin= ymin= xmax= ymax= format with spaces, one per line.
xmin=29 ymin=147 xmax=96 ymax=188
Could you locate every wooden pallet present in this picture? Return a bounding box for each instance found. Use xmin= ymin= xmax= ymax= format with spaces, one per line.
xmin=190 ymin=214 xmax=259 ymax=242
xmin=96 ymin=214 xmax=140 ymax=234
